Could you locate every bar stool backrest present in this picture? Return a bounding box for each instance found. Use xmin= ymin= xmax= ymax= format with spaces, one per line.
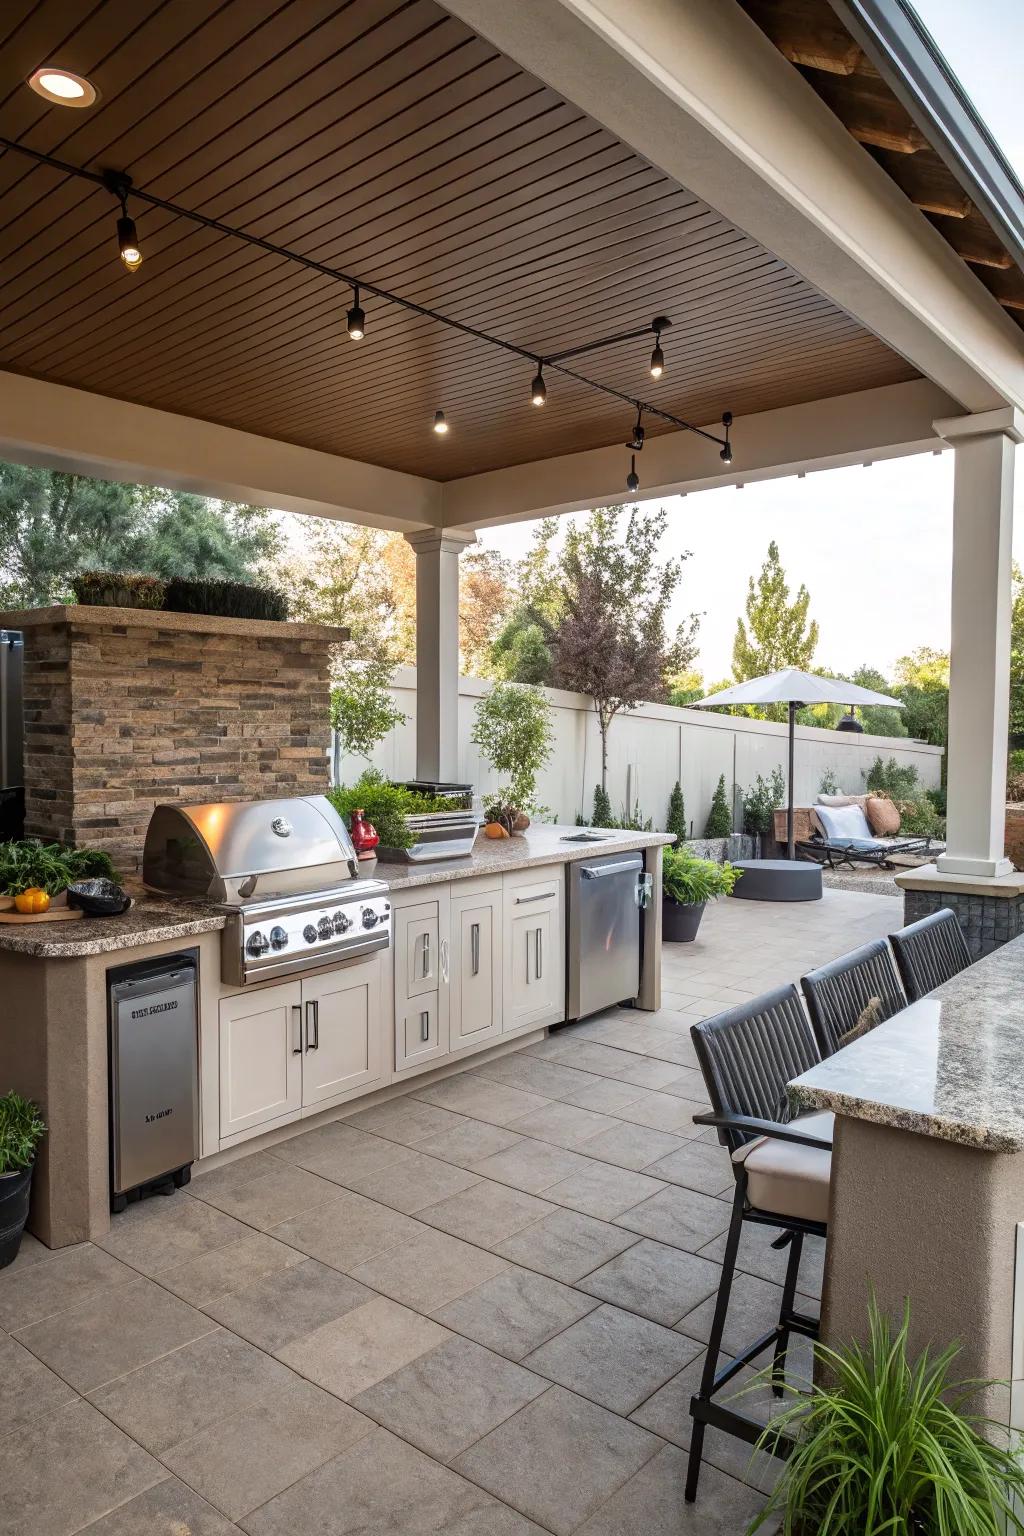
xmin=690 ymin=984 xmax=821 ymax=1156
xmin=890 ymin=908 xmax=971 ymax=1002
xmin=800 ymin=938 xmax=906 ymax=1057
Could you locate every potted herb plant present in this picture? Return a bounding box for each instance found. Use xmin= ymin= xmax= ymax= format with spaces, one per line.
xmin=750 ymin=1297 xmax=1024 ymax=1534
xmin=661 ymin=844 xmax=740 ymax=942
xmin=0 ymin=1092 xmax=46 ymax=1268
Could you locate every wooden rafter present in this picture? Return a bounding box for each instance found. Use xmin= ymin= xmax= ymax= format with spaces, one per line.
xmin=871 ymin=147 xmax=971 ymax=219
xmin=743 ymin=0 xmax=863 ymax=74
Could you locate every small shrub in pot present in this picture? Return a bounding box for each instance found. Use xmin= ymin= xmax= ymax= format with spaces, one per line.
xmin=662 ymin=845 xmax=740 ymax=942
xmin=164 ymin=577 xmax=289 ymax=621
xmin=0 ymin=1091 xmax=46 ymax=1269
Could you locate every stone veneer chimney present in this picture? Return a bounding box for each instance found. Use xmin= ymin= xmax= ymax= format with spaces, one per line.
xmin=1 ymin=605 xmax=348 ymax=871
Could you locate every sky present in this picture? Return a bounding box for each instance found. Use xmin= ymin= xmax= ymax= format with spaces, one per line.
xmin=476 ymin=1 xmax=1024 ymax=686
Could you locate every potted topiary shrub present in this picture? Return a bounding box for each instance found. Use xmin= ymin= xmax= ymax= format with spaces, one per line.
xmin=471 ymin=682 xmax=554 ymax=835
xmin=0 ymin=1091 xmax=46 ymax=1268
xmin=750 ymin=1297 xmax=1024 ymax=1535
xmin=662 ymin=845 xmax=740 ymax=942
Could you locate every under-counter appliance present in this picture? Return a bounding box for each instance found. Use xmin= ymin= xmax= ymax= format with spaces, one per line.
xmin=566 ymin=850 xmax=649 ymax=1021
xmin=0 ymin=629 xmax=24 ymax=839
xmin=108 ymin=953 xmax=199 ymax=1211
xmin=142 ymin=794 xmax=391 ymax=985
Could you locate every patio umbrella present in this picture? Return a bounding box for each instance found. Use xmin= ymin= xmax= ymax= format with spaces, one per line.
xmin=690 ymin=668 xmax=903 ymax=859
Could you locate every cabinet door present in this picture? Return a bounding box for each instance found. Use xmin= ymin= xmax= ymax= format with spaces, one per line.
xmin=219 ymin=981 xmax=302 ymax=1140
xmin=503 ymin=877 xmax=565 ymax=1032
xmin=450 ymin=889 xmax=502 ymax=1050
xmin=301 ymin=957 xmax=384 ymax=1107
xmin=396 ymin=902 xmax=439 ymax=999
xmin=396 ymin=991 xmax=444 ymax=1072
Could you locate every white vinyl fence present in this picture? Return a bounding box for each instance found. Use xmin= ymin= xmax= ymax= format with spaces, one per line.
xmin=333 ymin=666 xmax=943 ymax=834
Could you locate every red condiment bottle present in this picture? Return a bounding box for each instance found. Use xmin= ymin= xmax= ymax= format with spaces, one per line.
xmin=349 ymin=808 xmax=380 ymax=860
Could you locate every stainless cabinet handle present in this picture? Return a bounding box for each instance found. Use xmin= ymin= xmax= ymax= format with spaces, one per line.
xmin=515 ymin=891 xmax=556 ymax=904
xmin=440 ymin=937 xmax=449 ymax=985
xmin=305 ymin=998 xmax=319 ymax=1050
xmin=292 ymin=1003 xmax=303 ymax=1054
xmin=536 ymin=926 xmax=543 ymax=980
xmin=470 ymin=922 xmax=480 ymax=976
xmin=581 ymin=860 xmax=642 ymax=879
xmin=525 ymin=929 xmax=531 ymax=984
xmin=422 ymin=932 xmax=430 ymax=978
xmin=420 ymin=1009 xmax=430 ymax=1042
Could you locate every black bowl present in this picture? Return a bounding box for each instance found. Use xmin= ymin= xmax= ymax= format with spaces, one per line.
xmin=66 ymin=878 xmax=132 ymax=916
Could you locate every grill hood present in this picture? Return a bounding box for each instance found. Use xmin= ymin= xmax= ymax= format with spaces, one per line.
xmin=143 ymin=795 xmax=358 ymax=904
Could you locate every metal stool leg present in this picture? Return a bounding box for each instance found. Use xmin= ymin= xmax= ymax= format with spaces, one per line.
xmin=686 ymin=1177 xmax=745 ymax=1502
xmin=772 ymin=1230 xmax=804 ymax=1397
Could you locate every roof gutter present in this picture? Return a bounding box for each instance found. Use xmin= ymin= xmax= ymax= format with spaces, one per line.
xmin=828 ymin=0 xmax=1024 ymax=277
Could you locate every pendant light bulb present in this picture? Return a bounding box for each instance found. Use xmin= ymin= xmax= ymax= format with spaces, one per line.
xmin=117 ymin=214 xmax=142 ymax=271
xmin=432 ymin=410 xmax=449 ymax=435
xmin=628 ymin=406 xmax=645 ymax=452
xmin=719 ymin=410 xmax=733 ymax=464
xmin=626 ymin=455 xmax=640 ymax=494
xmin=649 ymin=339 xmax=664 ymax=379
xmin=347 ymin=285 xmax=365 ymax=341
xmin=531 ymin=363 xmax=546 ymax=407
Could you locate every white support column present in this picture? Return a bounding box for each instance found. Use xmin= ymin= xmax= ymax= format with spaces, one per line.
xmin=404 ymin=528 xmax=476 ymax=783
xmin=935 ymin=408 xmax=1024 ymax=879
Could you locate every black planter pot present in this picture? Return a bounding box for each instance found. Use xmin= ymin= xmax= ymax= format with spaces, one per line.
xmin=0 ymin=1163 xmax=34 ymax=1269
xmin=663 ymin=898 xmax=707 ymax=942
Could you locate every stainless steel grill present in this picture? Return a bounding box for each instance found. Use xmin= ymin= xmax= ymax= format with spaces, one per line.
xmin=143 ymin=795 xmax=391 ymax=985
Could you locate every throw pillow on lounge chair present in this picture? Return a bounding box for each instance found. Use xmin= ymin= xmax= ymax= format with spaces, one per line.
xmin=815 ymin=803 xmax=876 ymax=842
xmin=817 ymin=794 xmax=870 ymax=810
xmin=865 ymin=796 xmax=901 ymax=836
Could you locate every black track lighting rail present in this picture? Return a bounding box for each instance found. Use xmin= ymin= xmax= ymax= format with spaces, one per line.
xmin=0 ymin=137 xmax=732 ymax=458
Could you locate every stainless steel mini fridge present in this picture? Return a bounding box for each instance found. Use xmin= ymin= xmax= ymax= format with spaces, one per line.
xmin=566 ymin=851 xmax=647 ymax=1021
xmin=108 ymin=954 xmax=199 ymax=1211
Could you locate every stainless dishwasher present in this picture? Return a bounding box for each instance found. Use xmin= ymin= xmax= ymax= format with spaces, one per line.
xmin=566 ymin=850 xmax=648 ymax=1020
xmin=108 ymin=953 xmax=199 ymax=1212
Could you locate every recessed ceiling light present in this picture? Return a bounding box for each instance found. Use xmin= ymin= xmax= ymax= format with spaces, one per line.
xmin=28 ymin=67 xmax=98 ymax=107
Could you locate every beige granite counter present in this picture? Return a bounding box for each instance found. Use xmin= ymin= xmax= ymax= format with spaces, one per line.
xmin=0 ymin=826 xmax=673 ymax=958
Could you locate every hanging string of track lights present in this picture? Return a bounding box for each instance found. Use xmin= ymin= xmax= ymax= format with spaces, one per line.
xmin=1 ymin=139 xmax=735 ymax=492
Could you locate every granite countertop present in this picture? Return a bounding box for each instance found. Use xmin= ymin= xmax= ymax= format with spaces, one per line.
xmin=789 ymin=935 xmax=1024 ymax=1151
xmin=0 ymin=826 xmax=671 ymax=959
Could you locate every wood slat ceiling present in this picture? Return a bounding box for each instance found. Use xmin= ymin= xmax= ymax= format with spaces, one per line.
xmin=739 ymin=0 xmax=1024 ymax=331
xmin=0 ymin=0 xmax=918 ymax=481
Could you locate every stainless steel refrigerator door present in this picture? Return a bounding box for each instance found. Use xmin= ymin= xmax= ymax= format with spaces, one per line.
xmin=568 ymin=853 xmax=643 ymax=1020
xmin=110 ymin=966 xmax=198 ymax=1194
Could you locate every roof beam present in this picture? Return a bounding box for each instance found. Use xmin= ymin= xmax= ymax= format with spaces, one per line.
xmin=439 ymin=0 xmax=1024 ymax=413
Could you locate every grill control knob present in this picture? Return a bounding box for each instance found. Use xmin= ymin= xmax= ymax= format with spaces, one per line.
xmin=302 ymin=924 xmax=318 ymax=944
xmin=333 ymin=911 xmax=352 ymax=934
xmin=317 ymin=916 xmax=333 ymax=940
xmin=246 ymin=930 xmax=269 ymax=957
xmin=269 ymin=925 xmax=288 ymax=951
xmin=361 ymin=907 xmax=379 ymax=929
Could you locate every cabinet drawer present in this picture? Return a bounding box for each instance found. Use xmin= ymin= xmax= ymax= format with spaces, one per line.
xmin=396 ymin=991 xmax=447 ymax=1072
xmin=506 ymin=876 xmax=561 ymax=912
xmin=396 ymin=901 xmax=440 ymax=1001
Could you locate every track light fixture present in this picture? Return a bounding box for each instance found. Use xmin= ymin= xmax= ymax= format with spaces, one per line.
xmin=628 ymin=406 xmax=645 ymax=453
xmin=719 ymin=411 xmax=733 ymax=464
xmin=103 ymin=171 xmax=141 ymax=271
xmin=347 ymin=285 xmax=365 ymax=340
xmin=531 ymin=363 xmax=546 ymax=407
xmin=649 ymin=315 xmax=670 ymax=379
xmin=432 ymin=409 xmax=449 ymax=435
xmin=626 ymin=454 xmax=640 ymax=494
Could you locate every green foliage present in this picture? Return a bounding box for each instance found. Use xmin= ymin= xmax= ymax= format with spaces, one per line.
xmin=750 ymin=1297 xmax=1024 ymax=1536
xmin=666 ymin=668 xmax=705 ymax=708
xmin=866 ymin=756 xmax=920 ymax=799
xmin=896 ymin=796 xmax=944 ymax=838
xmin=72 ymin=571 xmax=166 ymax=609
xmin=591 ymin=784 xmax=614 ymax=828
xmin=470 ymin=682 xmax=554 ymax=813
xmin=327 ymin=771 xmax=463 ymax=851
xmin=164 ymin=577 xmax=288 ymax=621
xmin=0 ymin=1092 xmax=46 ymax=1175
xmin=1012 ymin=564 xmax=1024 ymax=740
xmin=819 ymin=767 xmax=841 ymax=796
xmin=666 ymin=781 xmax=687 ymax=842
xmin=926 ymin=784 xmax=947 ymax=816
xmin=741 ymin=768 xmax=786 ymax=838
xmin=662 ymin=846 xmax=741 ymax=905
xmin=704 ymin=774 xmax=733 ymax=839
xmin=331 ymin=656 xmax=405 ymax=761
xmin=732 ymin=541 xmax=818 ymax=720
xmin=0 ymin=840 xmax=115 ymax=896
xmin=0 ymin=462 xmax=280 ymax=608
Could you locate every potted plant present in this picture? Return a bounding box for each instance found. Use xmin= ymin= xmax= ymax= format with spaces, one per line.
xmin=471 ymin=682 xmax=554 ymax=834
xmin=750 ymin=1297 xmax=1024 ymax=1535
xmin=0 ymin=1092 xmax=46 ymax=1268
xmin=661 ymin=844 xmax=740 ymax=941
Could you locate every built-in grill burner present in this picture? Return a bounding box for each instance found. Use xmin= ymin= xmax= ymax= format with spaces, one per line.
xmin=143 ymin=796 xmax=391 ymax=986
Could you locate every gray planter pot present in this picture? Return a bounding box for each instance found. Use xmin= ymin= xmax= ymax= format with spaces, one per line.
xmin=663 ymin=898 xmax=707 ymax=943
xmin=0 ymin=1162 xmax=33 ymax=1269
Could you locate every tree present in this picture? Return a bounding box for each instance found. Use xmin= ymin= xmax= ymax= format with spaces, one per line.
xmin=732 ymin=540 xmax=818 ymax=720
xmin=893 ymin=648 xmax=949 ymax=769
xmin=331 ymin=657 xmax=406 ymax=763
xmin=666 ymin=781 xmax=687 ymax=842
xmin=470 ymin=682 xmax=554 ymax=813
xmin=487 ymin=519 xmax=563 ymax=684
xmin=459 ymin=548 xmax=515 ymax=676
xmin=704 ymin=774 xmax=733 ymax=838
xmin=0 ymin=462 xmax=279 ymax=607
xmin=548 ymin=506 xmax=699 ymax=790
xmin=666 ymin=668 xmax=704 ymax=707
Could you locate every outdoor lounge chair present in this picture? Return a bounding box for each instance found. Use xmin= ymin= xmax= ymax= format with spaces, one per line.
xmin=795 ymin=801 xmax=938 ymax=871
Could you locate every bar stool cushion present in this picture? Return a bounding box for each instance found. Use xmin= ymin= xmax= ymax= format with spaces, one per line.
xmin=733 ymin=1111 xmax=833 ymax=1224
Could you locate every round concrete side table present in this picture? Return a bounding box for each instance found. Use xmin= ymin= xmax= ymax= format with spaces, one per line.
xmin=729 ymin=859 xmax=823 ymax=902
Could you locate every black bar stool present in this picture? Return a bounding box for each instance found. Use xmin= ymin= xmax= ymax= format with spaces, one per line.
xmin=801 ymin=937 xmax=906 ymax=1057
xmin=890 ymin=908 xmax=971 ymax=1000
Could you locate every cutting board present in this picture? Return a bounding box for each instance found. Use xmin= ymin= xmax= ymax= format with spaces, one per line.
xmin=0 ymin=892 xmax=84 ymax=923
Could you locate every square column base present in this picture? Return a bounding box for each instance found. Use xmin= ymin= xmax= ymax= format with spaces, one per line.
xmin=895 ymin=865 xmax=1024 ymax=960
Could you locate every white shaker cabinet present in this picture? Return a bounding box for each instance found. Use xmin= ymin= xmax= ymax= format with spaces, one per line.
xmin=501 ymin=871 xmax=565 ymax=1032
xmin=449 ymin=883 xmax=503 ymax=1050
xmin=218 ymin=980 xmax=302 ymax=1139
